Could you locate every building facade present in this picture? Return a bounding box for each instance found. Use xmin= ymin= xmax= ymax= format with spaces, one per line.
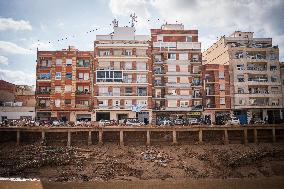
xmin=203 ymin=31 xmax=283 ymax=124
xmin=93 ymin=26 xmax=152 ymax=123
xmin=0 ymin=80 xmax=35 ymax=122
xmin=36 ymin=47 xmax=94 ymax=122
xmin=151 ymin=24 xmax=202 ymax=123
xmin=201 ymin=64 xmax=231 ymax=124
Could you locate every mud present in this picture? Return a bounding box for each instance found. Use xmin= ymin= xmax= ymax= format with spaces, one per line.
xmin=0 ymin=142 xmax=284 ymax=182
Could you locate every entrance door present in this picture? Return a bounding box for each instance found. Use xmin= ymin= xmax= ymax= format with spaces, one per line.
xmin=96 ymin=112 xmax=110 ymax=121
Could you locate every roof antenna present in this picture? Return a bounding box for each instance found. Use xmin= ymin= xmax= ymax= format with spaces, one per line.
xmin=130 ymin=13 xmax=137 ymax=27
xmin=112 ymin=18 xmax=118 ymax=27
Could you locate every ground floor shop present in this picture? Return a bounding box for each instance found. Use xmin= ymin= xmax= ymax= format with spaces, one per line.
xmin=94 ymin=110 xmax=152 ymax=124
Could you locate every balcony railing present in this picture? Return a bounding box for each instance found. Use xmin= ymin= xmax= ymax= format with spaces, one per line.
xmin=75 ymin=104 xmax=89 ymax=108
xmin=36 ymin=90 xmax=51 ymax=94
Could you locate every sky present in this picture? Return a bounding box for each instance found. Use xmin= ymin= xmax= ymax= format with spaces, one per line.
xmin=0 ymin=0 xmax=283 ymax=86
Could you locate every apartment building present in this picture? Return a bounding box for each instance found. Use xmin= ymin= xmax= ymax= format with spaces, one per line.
xmin=93 ymin=26 xmax=152 ymax=123
xmin=0 ymin=80 xmax=35 ymax=121
xmin=203 ymin=31 xmax=283 ymax=124
xmin=151 ymin=24 xmax=202 ymax=123
xmin=36 ymin=47 xmax=93 ymax=122
xmin=281 ymin=62 xmax=284 ymax=119
xmin=201 ymin=64 xmax=231 ymax=124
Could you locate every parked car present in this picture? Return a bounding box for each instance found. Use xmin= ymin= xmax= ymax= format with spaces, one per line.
xmin=174 ymin=119 xmax=184 ymax=125
xmin=159 ymin=119 xmax=173 ymax=126
xmin=99 ymin=119 xmax=111 ymax=126
xmin=52 ymin=120 xmax=64 ymax=126
xmin=187 ymin=118 xmax=199 ymax=125
xmin=226 ymin=117 xmax=240 ymax=125
xmin=125 ymin=118 xmax=145 ymax=126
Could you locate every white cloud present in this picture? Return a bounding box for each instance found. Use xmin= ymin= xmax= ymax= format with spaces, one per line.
xmin=0 ymin=56 xmax=8 ymax=65
xmin=0 ymin=17 xmax=32 ymax=31
xmin=0 ymin=41 xmax=33 ymax=54
xmin=109 ymin=0 xmax=152 ymax=30
xmin=0 ymin=68 xmax=35 ymax=85
xmin=30 ymin=41 xmax=54 ymax=51
xmin=150 ymin=0 xmax=284 ymax=51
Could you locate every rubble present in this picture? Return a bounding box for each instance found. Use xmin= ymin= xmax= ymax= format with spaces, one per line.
xmin=141 ymin=148 xmax=173 ymax=167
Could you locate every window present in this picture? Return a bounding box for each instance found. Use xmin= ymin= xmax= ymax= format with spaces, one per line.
xmin=270 ymin=65 xmax=277 ymax=71
xmin=219 ymin=71 xmax=225 ymax=79
xmin=56 ymin=59 xmax=62 ymax=66
xmin=123 ymin=74 xmax=132 ymax=83
xmin=125 ymin=87 xmax=132 ymax=95
xmin=180 ymin=90 xmax=189 ymax=95
xmin=55 ymin=86 xmax=61 ymax=93
xmin=83 ymin=73 xmax=89 ymax=80
xmin=179 ymin=53 xmax=188 ymax=60
xmin=168 ymin=65 xmax=176 ymax=72
xmin=66 ymin=59 xmax=72 ymax=66
xmin=77 ymin=85 xmax=84 ymax=92
xmin=168 ymin=76 xmax=177 ymax=83
xmin=137 ymin=87 xmax=147 ymax=96
xmin=237 ymin=75 xmax=244 ymax=82
xmin=98 ymin=100 xmax=108 ymax=107
xmin=55 ymin=72 xmax=61 ymax=80
xmin=137 ymin=74 xmax=147 ymax=83
xmin=271 ymin=76 xmax=277 ymax=82
xmin=55 ymin=99 xmax=61 ymax=107
xmin=65 ymin=99 xmax=71 ymax=105
xmin=220 ymin=84 xmax=225 ymax=91
xmin=154 ymin=55 xmax=162 ymax=62
xmin=192 ymin=54 xmax=199 ymax=62
xmin=66 ymin=73 xmax=72 ymax=80
xmin=180 ymin=65 xmax=188 ymax=72
xmin=168 ymin=100 xmax=177 ymax=107
xmin=193 ymin=66 xmax=200 ymax=74
xmin=39 ymin=73 xmax=50 ymax=79
xmin=125 ymin=50 xmax=132 ymax=56
xmin=237 ymin=64 xmax=244 ymax=70
xmin=113 ymin=61 xmax=120 ymax=70
xmin=220 ymin=97 xmax=225 ymax=105
xmin=125 ymin=100 xmax=132 ymax=107
xmin=65 ymin=85 xmax=72 ymax=92
xmin=77 ymin=59 xmax=89 ymax=67
xmin=136 ymin=62 xmax=147 ymax=70
xmin=136 ymin=49 xmax=146 ymax=56
xmin=99 ymin=87 xmax=108 ymax=95
xmin=180 ymin=77 xmax=188 ymax=83
xmin=113 ymin=100 xmax=120 ymax=107
xmin=238 ymin=88 xmax=244 ymax=94
xmin=186 ymin=36 xmax=192 ymax=42
xmin=157 ymin=35 xmax=163 ymax=41
xmin=100 ymin=50 xmax=110 ymax=56
xmin=168 ymin=53 xmax=176 ymax=60
xmin=239 ymin=99 xmax=244 ymax=105
xmin=137 ymin=100 xmax=147 ymax=106
xmin=78 ymin=73 xmax=84 ymax=80
xmin=113 ymin=87 xmax=120 ymax=96
xmin=96 ymin=70 xmax=123 ymax=82
xmin=124 ymin=62 xmax=132 ymax=70
xmin=180 ymin=101 xmax=189 ymax=107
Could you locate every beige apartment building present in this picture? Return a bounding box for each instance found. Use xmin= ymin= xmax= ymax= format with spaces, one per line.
xmin=151 ymin=24 xmax=202 ymax=123
xmin=93 ymin=26 xmax=153 ymax=123
xmin=203 ymin=31 xmax=283 ymax=124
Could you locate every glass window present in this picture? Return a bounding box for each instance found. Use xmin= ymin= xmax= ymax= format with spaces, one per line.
xmin=55 ymin=72 xmax=61 ymax=80
xmin=124 ymin=62 xmax=132 ymax=70
xmin=55 ymin=86 xmax=61 ymax=92
xmin=65 ymin=99 xmax=71 ymax=104
xmin=65 ymin=85 xmax=72 ymax=92
xmin=125 ymin=100 xmax=132 ymax=107
xmin=271 ymin=76 xmax=277 ymax=82
xmin=84 ymin=73 xmax=89 ymax=80
xmin=55 ymin=99 xmax=60 ymax=107
xmin=168 ymin=65 xmax=176 ymax=72
xmin=193 ymin=66 xmax=200 ymax=74
xmin=77 ymin=85 xmax=83 ymax=92
xmin=136 ymin=62 xmax=147 ymax=70
xmin=66 ymin=59 xmax=72 ymax=66
xmin=168 ymin=100 xmax=177 ymax=107
xmin=168 ymin=53 xmax=176 ymax=60
xmin=180 ymin=65 xmax=188 ymax=72
xmin=180 ymin=77 xmax=188 ymax=83
xmin=78 ymin=73 xmax=83 ymax=80
xmin=220 ymin=97 xmax=225 ymax=105
xmin=56 ymin=59 xmax=62 ymax=66
xmin=219 ymin=71 xmax=225 ymax=79
xmin=180 ymin=100 xmax=189 ymax=107
xmin=137 ymin=74 xmax=147 ymax=83
xmin=220 ymin=84 xmax=225 ymax=91
xmin=186 ymin=36 xmax=192 ymax=42
xmin=125 ymin=87 xmax=132 ymax=95
xmin=168 ymin=76 xmax=177 ymax=83
xmin=66 ymin=73 xmax=72 ymax=80
xmin=179 ymin=53 xmax=188 ymax=60
xmin=40 ymin=73 xmax=51 ymax=79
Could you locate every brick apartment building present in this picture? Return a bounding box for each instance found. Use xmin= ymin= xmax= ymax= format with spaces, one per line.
xmin=203 ymin=31 xmax=283 ymax=124
xmin=151 ymin=24 xmax=202 ymax=123
xmin=0 ymin=80 xmax=35 ymax=121
xmin=36 ymin=47 xmax=93 ymax=121
xmin=201 ymin=64 xmax=231 ymax=124
xmin=93 ymin=26 xmax=152 ymax=123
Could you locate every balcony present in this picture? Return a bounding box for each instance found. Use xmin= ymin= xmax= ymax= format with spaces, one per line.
xmin=192 ymin=105 xmax=203 ymax=111
xmin=75 ymin=104 xmax=89 ymax=109
xmin=166 ymin=82 xmax=191 ymax=88
xmin=76 ymin=91 xmax=91 ymax=95
xmin=164 ymin=107 xmax=192 ymax=111
xmin=154 ymin=81 xmax=164 ymax=87
xmin=205 ymin=77 xmax=215 ymax=83
xmin=165 ymin=94 xmax=192 ymax=100
xmin=36 ymin=104 xmax=49 ymax=109
xmin=36 ymin=90 xmax=51 ymax=95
